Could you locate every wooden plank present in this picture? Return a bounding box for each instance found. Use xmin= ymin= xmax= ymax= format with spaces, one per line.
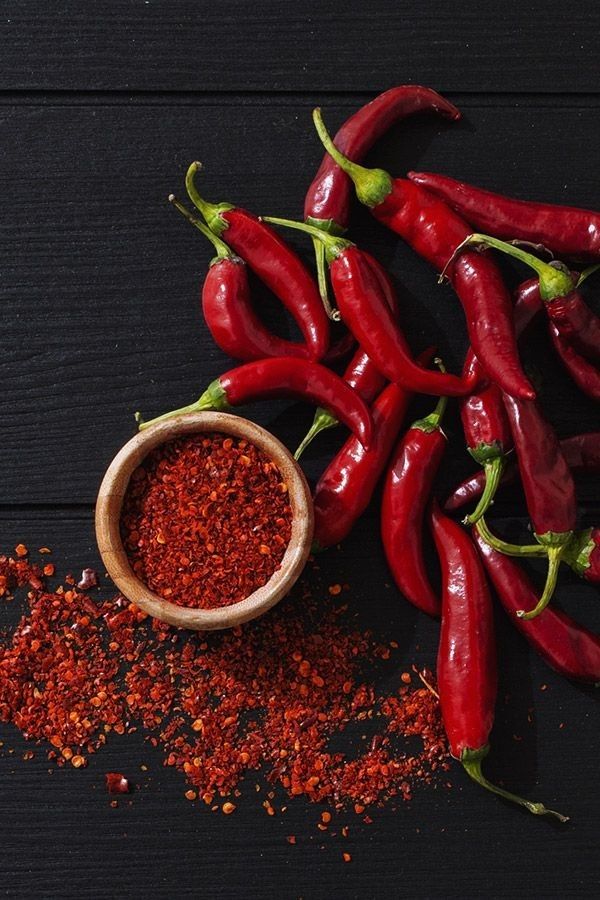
xmin=1 ymin=97 xmax=599 ymax=505
xmin=1 ymin=0 xmax=600 ymax=94
xmin=1 ymin=510 xmax=599 ymax=898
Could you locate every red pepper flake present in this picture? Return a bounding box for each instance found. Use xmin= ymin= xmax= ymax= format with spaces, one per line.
xmin=38 ymin=547 xmax=52 ymax=554
xmin=120 ymin=433 xmax=292 ymax=609
xmin=342 ymin=853 xmax=352 ymax=863
xmin=185 ymin=790 xmax=197 ymax=801
xmin=328 ymin=584 xmax=342 ymax=596
xmin=222 ymin=802 xmax=236 ymax=815
xmin=15 ymin=544 xmax=28 ymax=558
xmin=106 ymin=773 xmax=130 ymax=794
xmin=43 ymin=564 xmax=55 ymax=577
xmin=286 ymin=835 xmax=296 ymax=845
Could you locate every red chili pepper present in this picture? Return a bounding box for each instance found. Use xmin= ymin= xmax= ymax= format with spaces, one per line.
xmin=446 ymin=431 xmax=600 ymax=513
xmin=474 ymin=531 xmax=600 ymax=684
xmin=431 ymin=501 xmax=566 ymax=821
xmin=311 ymin=110 xmax=535 ymax=400
xmin=478 ymin=395 xmax=578 ymax=619
xmin=136 ymin=357 xmax=373 ymax=448
xmin=549 ymin=323 xmax=600 ymax=402
xmin=446 ymin=233 xmax=600 ymax=366
xmin=264 ymin=218 xmax=477 ymax=398
xmin=295 ymin=251 xmax=401 ymax=458
xmin=304 ymin=86 xmax=460 ymax=234
xmin=312 ymin=357 xmax=432 ymax=550
xmin=406 ymin=171 xmax=600 ymax=260
xmin=459 ymin=352 xmax=512 ymax=525
xmin=381 ymin=393 xmax=448 ymax=617
xmin=183 ymin=162 xmax=330 ymax=359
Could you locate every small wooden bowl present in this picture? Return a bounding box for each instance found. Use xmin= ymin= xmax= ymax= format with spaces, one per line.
xmin=95 ymin=412 xmax=314 ymax=631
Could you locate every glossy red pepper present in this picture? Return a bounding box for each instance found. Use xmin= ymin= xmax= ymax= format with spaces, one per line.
xmin=446 ymin=431 xmax=600 ymax=513
xmin=184 ymin=162 xmax=330 ymax=360
xmin=459 ymin=352 xmax=512 ymax=524
xmin=479 ymin=395 xmax=578 ymax=619
xmin=431 ymin=501 xmax=566 ymax=821
xmin=407 ymin=171 xmax=600 ymax=261
xmin=264 ymin=218 xmax=477 ymax=398
xmin=312 ymin=374 xmax=424 ymax=551
xmin=295 ymin=251 xmax=401 ymax=457
xmin=549 ymin=323 xmax=600 ymax=402
xmin=311 ymin=110 xmax=535 ymax=400
xmin=169 ymin=195 xmax=331 ymax=362
xmin=446 ymin=233 xmax=600 ymax=367
xmin=381 ymin=394 xmax=447 ymax=617
xmin=304 ymin=86 xmax=460 ymax=234
xmin=136 ymin=358 xmax=373 ymax=448
xmin=474 ymin=531 xmax=600 ymax=683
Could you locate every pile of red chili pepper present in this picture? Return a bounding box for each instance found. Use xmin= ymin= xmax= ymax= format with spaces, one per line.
xmin=0 ymin=548 xmax=450 ymax=826
xmin=120 ymin=433 xmax=292 ymax=609
xmin=133 ymin=84 xmax=600 ymax=822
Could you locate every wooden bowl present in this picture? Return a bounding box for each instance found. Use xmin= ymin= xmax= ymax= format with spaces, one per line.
xmin=95 ymin=412 xmax=314 ymax=631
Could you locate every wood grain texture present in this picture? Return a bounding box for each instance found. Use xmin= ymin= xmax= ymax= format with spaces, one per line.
xmin=1 ymin=0 xmax=600 ymax=93
xmin=1 ymin=97 xmax=599 ymax=505
xmin=0 ymin=511 xmax=598 ymax=898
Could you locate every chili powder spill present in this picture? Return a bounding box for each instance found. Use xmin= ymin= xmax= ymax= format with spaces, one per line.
xmin=120 ymin=433 xmax=292 ymax=609
xmin=0 ymin=549 xmax=449 ymax=815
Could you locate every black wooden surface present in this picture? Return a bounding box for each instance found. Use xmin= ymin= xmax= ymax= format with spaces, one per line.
xmin=1 ymin=3 xmax=599 ymax=898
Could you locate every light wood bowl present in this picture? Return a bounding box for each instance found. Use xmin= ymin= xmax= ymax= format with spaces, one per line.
xmin=95 ymin=412 xmax=314 ymax=631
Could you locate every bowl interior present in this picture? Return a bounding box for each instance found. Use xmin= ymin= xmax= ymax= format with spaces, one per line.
xmin=95 ymin=412 xmax=314 ymax=630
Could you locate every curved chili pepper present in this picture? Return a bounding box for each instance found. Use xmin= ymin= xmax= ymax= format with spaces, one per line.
xmin=549 ymin=323 xmax=600 ymax=402
xmin=304 ymin=86 xmax=460 ymax=233
xmin=296 ymin=251 xmax=401 ymax=458
xmin=168 ymin=195 xmax=333 ymax=362
xmin=459 ymin=352 xmax=512 ymax=525
xmin=480 ymin=395 xmax=578 ymax=619
xmin=446 ymin=233 xmax=600 ymax=366
xmin=311 ymin=109 xmax=535 ymax=400
xmin=183 ymin=162 xmax=330 ymax=359
xmin=264 ymin=217 xmax=477 ymax=398
xmin=135 ymin=357 xmax=373 ymax=448
xmin=312 ymin=357 xmax=432 ymax=550
xmin=431 ymin=501 xmax=566 ymax=821
xmin=446 ymin=431 xmax=600 ymax=512
xmin=380 ymin=393 xmax=447 ymax=617
xmin=474 ymin=532 xmax=600 ymax=683
xmin=406 ymin=171 xmax=600 ymax=260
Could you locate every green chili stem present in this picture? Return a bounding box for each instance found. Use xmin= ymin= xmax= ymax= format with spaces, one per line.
xmin=168 ymin=194 xmax=232 ymax=259
xmin=262 ymin=215 xmax=353 ymax=262
xmin=475 ymin=518 xmax=547 ymax=558
xmin=294 ymin=407 xmax=338 ymax=460
xmin=463 ymin=457 xmax=506 ymax=526
xmin=135 ymin=380 xmax=227 ymax=431
xmin=184 ymin=161 xmax=233 ymax=236
xmin=517 ymin=545 xmax=564 ymax=619
xmin=461 ymin=747 xmax=568 ymax=822
xmin=312 ymin=237 xmax=340 ymax=320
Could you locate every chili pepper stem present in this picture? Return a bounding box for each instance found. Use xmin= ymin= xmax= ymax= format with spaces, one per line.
xmin=412 ymin=362 xmax=448 ymax=432
xmin=294 ymin=407 xmax=338 ymax=460
xmin=475 ymin=518 xmax=547 ymax=558
xmin=312 ymin=237 xmax=341 ymax=320
xmin=563 ymin=527 xmax=594 ymax=577
xmin=168 ymin=194 xmax=232 ymax=260
xmin=463 ymin=457 xmax=505 ymax=526
xmin=135 ymin=380 xmax=228 ymax=431
xmin=441 ymin=233 xmax=575 ymax=301
xmin=262 ymin=215 xmax=353 ymax=263
xmin=461 ymin=747 xmax=568 ymax=822
xmin=311 ymin=108 xmax=393 ymax=209
xmin=185 ymin=161 xmax=234 ymax=237
xmin=516 ymin=545 xmax=564 ymax=620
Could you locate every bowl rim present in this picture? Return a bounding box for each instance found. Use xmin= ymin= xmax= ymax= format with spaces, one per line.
xmin=95 ymin=412 xmax=314 ymax=630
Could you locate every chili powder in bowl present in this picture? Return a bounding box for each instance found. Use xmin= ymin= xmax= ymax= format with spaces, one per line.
xmin=95 ymin=413 xmax=313 ymax=630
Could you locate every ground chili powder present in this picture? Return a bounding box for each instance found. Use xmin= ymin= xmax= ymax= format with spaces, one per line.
xmin=0 ymin=548 xmax=449 ymax=816
xmin=120 ymin=433 xmax=292 ymax=609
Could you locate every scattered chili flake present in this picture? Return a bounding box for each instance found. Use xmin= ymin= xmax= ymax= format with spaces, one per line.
xmin=120 ymin=433 xmax=292 ymax=609
xmin=106 ymin=773 xmax=130 ymax=794
xmin=342 ymin=853 xmax=352 ymax=863
xmin=286 ymin=835 xmax=296 ymax=845
xmin=15 ymin=544 xmax=28 ymax=558
xmin=185 ymin=790 xmax=197 ymax=801
xmin=77 ymin=568 xmax=99 ymax=590
xmin=222 ymin=802 xmax=236 ymax=815
xmin=328 ymin=584 xmax=342 ymax=596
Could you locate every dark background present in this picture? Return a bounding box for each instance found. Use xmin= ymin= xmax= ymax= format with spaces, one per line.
xmin=1 ymin=2 xmax=599 ymax=897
